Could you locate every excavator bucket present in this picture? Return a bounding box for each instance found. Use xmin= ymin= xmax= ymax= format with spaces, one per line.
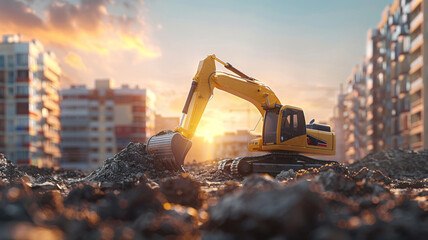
xmin=146 ymin=131 xmax=192 ymax=171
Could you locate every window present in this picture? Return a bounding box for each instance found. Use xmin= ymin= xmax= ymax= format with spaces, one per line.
xmin=0 ymin=71 xmax=5 ymax=83
xmin=0 ymin=56 xmax=4 ymax=69
xmin=16 ymin=54 xmax=28 ymax=66
xmin=263 ymin=111 xmax=278 ymax=144
xmin=280 ymin=109 xmax=306 ymax=142
xmin=7 ymin=55 xmax=14 ymax=68
xmin=7 ymin=119 xmax=14 ymax=131
xmin=17 ymin=86 xmax=29 ymax=95
xmin=16 ymin=102 xmax=29 ymax=114
xmin=16 ymin=151 xmax=28 ymax=159
xmin=17 ymin=70 xmax=28 ymax=79
xmin=8 ymin=87 xmax=14 ymax=95
xmin=7 ymin=71 xmax=15 ymax=84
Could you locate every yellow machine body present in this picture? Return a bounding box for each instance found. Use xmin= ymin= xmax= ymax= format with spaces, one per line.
xmin=147 ymin=54 xmax=335 ymax=171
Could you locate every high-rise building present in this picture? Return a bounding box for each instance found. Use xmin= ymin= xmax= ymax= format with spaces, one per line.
xmin=60 ymin=80 xmax=155 ymax=169
xmin=408 ymin=0 xmax=428 ymax=150
xmin=330 ymin=85 xmax=346 ymax=162
xmin=0 ymin=34 xmax=61 ymax=167
xmin=336 ymin=0 xmax=428 ymax=162
xmin=342 ymin=65 xmax=368 ymax=162
xmin=365 ymin=0 xmax=412 ymax=153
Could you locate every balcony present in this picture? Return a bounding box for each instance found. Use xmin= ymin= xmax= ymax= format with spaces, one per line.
xmin=410 ymin=55 xmax=423 ymax=73
xmin=410 ymin=11 xmax=423 ymax=32
xmin=43 ymin=99 xmax=60 ymax=112
xmin=411 ymin=119 xmax=423 ymax=128
xmin=46 ymin=115 xmax=60 ymax=127
xmin=411 ymin=98 xmax=423 ymax=108
xmin=43 ymin=129 xmax=60 ymax=140
xmin=411 ymin=141 xmax=423 ymax=151
xmin=410 ymin=34 xmax=423 ymax=52
xmin=411 ymin=77 xmax=423 ymax=92
xmin=411 ymin=0 xmax=422 ymax=12
xmin=366 ymin=95 xmax=373 ymax=106
xmin=366 ymin=64 xmax=373 ymax=75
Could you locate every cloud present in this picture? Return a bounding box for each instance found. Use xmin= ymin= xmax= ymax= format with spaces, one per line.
xmin=0 ymin=0 xmax=161 ymax=59
xmin=65 ymin=52 xmax=86 ymax=71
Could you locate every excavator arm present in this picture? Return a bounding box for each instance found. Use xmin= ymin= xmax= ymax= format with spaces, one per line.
xmin=176 ymin=54 xmax=281 ymax=139
xmin=147 ymin=55 xmax=281 ymax=170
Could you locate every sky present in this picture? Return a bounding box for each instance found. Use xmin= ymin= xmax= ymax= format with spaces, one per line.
xmin=0 ymin=0 xmax=393 ymax=140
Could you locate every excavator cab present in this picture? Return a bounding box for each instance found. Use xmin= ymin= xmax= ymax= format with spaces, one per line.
xmin=262 ymin=106 xmax=306 ymax=145
xmin=251 ymin=105 xmax=335 ymax=155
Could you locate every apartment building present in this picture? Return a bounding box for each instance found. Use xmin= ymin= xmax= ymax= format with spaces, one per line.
xmin=331 ymin=86 xmax=346 ymax=162
xmin=60 ymin=80 xmax=155 ymax=169
xmin=408 ymin=0 xmax=428 ymax=150
xmin=336 ymin=0 xmax=428 ymax=162
xmin=342 ymin=65 xmax=368 ymax=162
xmin=0 ymin=34 xmax=61 ymax=167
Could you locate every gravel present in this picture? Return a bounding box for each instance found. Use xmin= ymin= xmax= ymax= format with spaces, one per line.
xmin=0 ymin=147 xmax=427 ymax=239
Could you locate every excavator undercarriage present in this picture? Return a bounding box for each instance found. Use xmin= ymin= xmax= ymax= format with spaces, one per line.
xmin=218 ymin=152 xmax=337 ymax=176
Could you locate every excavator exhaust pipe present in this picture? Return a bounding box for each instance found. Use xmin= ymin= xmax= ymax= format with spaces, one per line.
xmin=146 ymin=131 xmax=192 ymax=171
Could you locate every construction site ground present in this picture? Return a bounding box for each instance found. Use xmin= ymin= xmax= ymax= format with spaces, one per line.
xmin=0 ymin=144 xmax=427 ymax=239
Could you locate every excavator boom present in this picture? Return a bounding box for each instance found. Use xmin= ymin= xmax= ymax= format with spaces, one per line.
xmin=147 ymin=55 xmax=281 ymax=170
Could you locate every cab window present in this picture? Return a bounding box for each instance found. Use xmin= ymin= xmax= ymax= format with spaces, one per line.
xmin=263 ymin=111 xmax=278 ymax=144
xmin=281 ymin=109 xmax=306 ymax=142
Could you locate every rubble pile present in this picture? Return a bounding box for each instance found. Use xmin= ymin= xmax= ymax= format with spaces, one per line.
xmin=349 ymin=149 xmax=428 ymax=180
xmin=85 ymin=143 xmax=175 ymax=188
xmin=0 ymin=148 xmax=426 ymax=239
xmin=0 ymin=179 xmax=201 ymax=239
xmin=205 ymin=166 xmax=427 ymax=239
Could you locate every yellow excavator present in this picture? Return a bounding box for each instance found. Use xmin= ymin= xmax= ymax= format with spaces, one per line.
xmin=146 ymin=55 xmax=336 ymax=176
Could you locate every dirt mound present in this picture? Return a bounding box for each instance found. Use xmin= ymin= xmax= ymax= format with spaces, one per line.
xmin=349 ymin=149 xmax=428 ymax=180
xmin=0 ymin=177 xmax=200 ymax=239
xmin=0 ymin=149 xmax=427 ymax=239
xmin=159 ymin=173 xmax=205 ymax=208
xmin=205 ymin=168 xmax=428 ymax=239
xmin=0 ymin=153 xmax=22 ymax=183
xmin=205 ymin=180 xmax=325 ymax=239
xmin=84 ymin=143 xmax=176 ymax=188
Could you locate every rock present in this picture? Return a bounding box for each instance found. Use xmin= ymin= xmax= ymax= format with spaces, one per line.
xmin=0 ymin=153 xmax=22 ymax=183
xmin=276 ymin=169 xmax=296 ymax=181
xmin=159 ymin=173 xmax=204 ymax=208
xmin=206 ymin=181 xmax=325 ymax=239
xmin=241 ymin=174 xmax=280 ymax=192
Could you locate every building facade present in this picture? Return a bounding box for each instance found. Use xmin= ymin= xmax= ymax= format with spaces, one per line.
xmin=60 ymin=80 xmax=155 ymax=169
xmin=154 ymin=114 xmax=179 ymax=133
xmin=0 ymin=35 xmax=61 ymax=167
xmin=408 ymin=0 xmax=428 ymax=150
xmin=213 ymin=130 xmax=260 ymax=159
xmin=343 ymin=65 xmax=368 ymax=162
xmin=336 ymin=0 xmax=428 ymax=162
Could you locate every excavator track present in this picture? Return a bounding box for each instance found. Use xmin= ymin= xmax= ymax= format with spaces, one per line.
xmin=218 ymin=159 xmax=234 ymax=174
xmin=219 ymin=152 xmax=337 ymax=176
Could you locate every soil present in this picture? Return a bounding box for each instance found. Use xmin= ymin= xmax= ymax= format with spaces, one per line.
xmin=0 ymin=145 xmax=427 ymax=239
